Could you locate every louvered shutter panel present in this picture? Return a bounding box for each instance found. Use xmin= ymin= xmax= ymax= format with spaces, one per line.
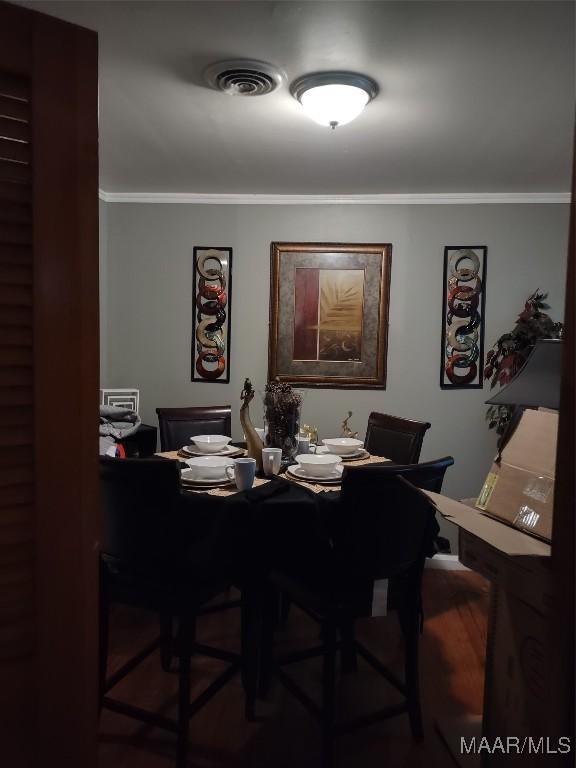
xmin=0 ymin=3 xmax=99 ymax=766
xmin=0 ymin=71 xmax=34 ymax=663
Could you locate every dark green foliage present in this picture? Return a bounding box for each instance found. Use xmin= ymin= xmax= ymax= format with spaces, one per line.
xmin=484 ymin=291 xmax=563 ymax=435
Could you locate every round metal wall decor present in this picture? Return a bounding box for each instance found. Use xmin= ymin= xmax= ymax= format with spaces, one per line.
xmin=192 ymin=247 xmax=232 ymax=383
xmin=441 ymin=246 xmax=487 ymax=389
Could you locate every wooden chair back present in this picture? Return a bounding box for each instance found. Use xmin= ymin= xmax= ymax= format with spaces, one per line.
xmin=365 ymin=411 xmax=432 ymax=463
xmin=156 ymin=405 xmax=232 ymax=451
xmin=337 ymin=457 xmax=454 ymax=581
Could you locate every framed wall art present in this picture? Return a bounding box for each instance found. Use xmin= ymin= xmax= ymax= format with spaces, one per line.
xmin=100 ymin=388 xmax=139 ymax=413
xmin=269 ymin=242 xmax=392 ymax=388
xmin=191 ymin=246 xmax=232 ymax=383
xmin=440 ymin=246 xmax=487 ymax=389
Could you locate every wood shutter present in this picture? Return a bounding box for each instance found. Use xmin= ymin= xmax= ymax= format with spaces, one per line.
xmin=0 ymin=63 xmax=35 ymax=764
xmin=0 ymin=3 xmax=99 ymax=766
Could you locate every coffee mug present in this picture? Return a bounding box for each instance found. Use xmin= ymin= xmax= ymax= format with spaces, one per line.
xmin=297 ymin=437 xmax=317 ymax=455
xmin=226 ymin=457 xmax=256 ymax=490
xmin=262 ymin=447 xmax=282 ymax=476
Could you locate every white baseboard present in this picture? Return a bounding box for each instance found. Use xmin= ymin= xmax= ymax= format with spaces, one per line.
xmin=426 ymin=554 xmax=469 ymax=571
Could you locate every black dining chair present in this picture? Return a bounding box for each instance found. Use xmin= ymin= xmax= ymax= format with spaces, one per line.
xmin=259 ymin=457 xmax=454 ymax=768
xmin=343 ymin=455 xmax=454 ymax=495
xmin=156 ymin=405 xmax=232 ymax=452
xmin=99 ymin=456 xmax=246 ymax=768
xmin=323 ymin=456 xmax=453 ymax=652
xmin=364 ymin=411 xmax=432 ymax=464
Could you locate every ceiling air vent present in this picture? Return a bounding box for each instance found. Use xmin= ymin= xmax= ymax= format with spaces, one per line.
xmin=204 ymin=59 xmax=284 ymax=96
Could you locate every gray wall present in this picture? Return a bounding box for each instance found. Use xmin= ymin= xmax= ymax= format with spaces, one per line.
xmin=99 ymin=199 xmax=109 ymax=384
xmin=100 ymin=202 xmax=569 ymax=547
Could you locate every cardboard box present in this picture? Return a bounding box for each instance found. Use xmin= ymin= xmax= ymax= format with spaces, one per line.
xmin=426 ymin=491 xmax=553 ymax=768
xmin=424 ymin=491 xmax=551 ymax=559
xmin=424 ymin=492 xmax=552 ymax=613
xmin=476 ymin=409 xmax=558 ymax=542
xmin=459 ymin=530 xmax=552 ymax=615
xmin=483 ymin=587 xmax=551 ymax=766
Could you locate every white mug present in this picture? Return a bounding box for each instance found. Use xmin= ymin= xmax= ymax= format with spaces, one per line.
xmin=297 ymin=437 xmax=317 ymax=455
xmin=262 ymin=447 xmax=282 ymax=476
xmin=226 ymin=457 xmax=256 ymax=490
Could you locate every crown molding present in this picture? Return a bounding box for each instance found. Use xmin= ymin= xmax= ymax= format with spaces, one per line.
xmin=98 ymin=190 xmax=570 ymax=205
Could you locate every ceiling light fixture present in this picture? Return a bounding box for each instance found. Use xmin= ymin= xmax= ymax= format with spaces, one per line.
xmin=290 ymin=71 xmax=378 ymax=129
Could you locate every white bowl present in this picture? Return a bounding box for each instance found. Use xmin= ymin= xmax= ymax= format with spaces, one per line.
xmin=191 ymin=434 xmax=232 ymax=454
xmin=186 ymin=455 xmax=234 ymax=480
xmin=321 ymin=437 xmax=364 ymax=456
xmin=296 ymin=453 xmax=342 ymax=478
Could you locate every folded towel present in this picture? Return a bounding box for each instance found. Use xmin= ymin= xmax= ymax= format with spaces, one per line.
xmin=99 ymin=404 xmax=141 ymax=455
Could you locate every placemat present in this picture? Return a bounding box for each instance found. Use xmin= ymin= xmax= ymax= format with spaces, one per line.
xmin=285 ymin=454 xmax=390 ymax=493
xmin=156 ymin=451 xmax=389 ymax=496
xmin=183 ymin=476 xmax=271 ymax=497
xmin=178 ymin=447 xmax=247 ymax=459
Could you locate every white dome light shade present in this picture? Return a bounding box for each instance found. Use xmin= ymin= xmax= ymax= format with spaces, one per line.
xmin=300 ymin=84 xmax=370 ymax=128
xmin=290 ymin=71 xmax=378 ymax=129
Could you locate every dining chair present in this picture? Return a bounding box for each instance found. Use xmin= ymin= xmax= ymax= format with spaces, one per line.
xmin=156 ymin=405 xmax=232 ymax=451
xmin=99 ymin=456 xmax=249 ymax=768
xmin=259 ymin=457 xmax=454 ymax=768
xmin=364 ymin=411 xmax=432 ymax=464
xmin=344 ymin=454 xmax=454 ymax=494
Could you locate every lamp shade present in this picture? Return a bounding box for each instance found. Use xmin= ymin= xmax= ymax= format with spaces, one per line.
xmin=485 ymin=338 xmax=563 ymax=409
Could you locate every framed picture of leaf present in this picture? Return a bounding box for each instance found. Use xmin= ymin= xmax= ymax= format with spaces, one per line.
xmin=269 ymin=242 xmax=392 ymax=388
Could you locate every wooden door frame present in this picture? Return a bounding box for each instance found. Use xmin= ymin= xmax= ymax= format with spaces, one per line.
xmin=549 ymin=128 xmax=575 ymax=757
xmin=0 ymin=3 xmax=99 ymax=766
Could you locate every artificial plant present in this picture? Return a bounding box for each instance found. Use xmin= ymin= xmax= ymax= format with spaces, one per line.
xmin=484 ymin=290 xmax=563 ymax=435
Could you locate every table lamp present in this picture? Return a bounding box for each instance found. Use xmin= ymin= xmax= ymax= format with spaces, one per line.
xmin=485 ymin=338 xmax=563 ymax=410
xmin=486 ymin=338 xmax=563 ymax=457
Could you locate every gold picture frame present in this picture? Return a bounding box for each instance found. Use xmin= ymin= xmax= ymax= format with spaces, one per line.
xmin=269 ymin=242 xmax=392 ymax=388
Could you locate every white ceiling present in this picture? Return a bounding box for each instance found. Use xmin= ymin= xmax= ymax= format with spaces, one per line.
xmin=24 ymin=1 xmax=575 ymax=195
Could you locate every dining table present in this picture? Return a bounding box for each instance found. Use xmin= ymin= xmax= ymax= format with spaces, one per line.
xmin=156 ymin=445 xmax=391 ymax=496
xmin=153 ymin=446 xmax=439 ymax=576
xmin=154 ymin=445 xmax=397 ymax=613
xmin=152 ymin=444 xmax=441 ymax=709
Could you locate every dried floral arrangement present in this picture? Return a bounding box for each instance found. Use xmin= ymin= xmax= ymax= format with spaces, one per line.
xmin=263 ymin=379 xmax=303 ymax=459
xmin=340 ymin=411 xmax=359 ymax=439
xmin=484 ymin=290 xmax=563 ymax=434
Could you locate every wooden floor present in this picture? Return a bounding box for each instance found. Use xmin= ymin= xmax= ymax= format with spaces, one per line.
xmin=99 ymin=569 xmax=489 ymax=768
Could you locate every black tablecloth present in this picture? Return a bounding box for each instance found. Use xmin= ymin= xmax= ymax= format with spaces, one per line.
xmin=177 ymin=470 xmax=440 ymax=620
xmin=219 ymin=477 xmax=336 ymax=580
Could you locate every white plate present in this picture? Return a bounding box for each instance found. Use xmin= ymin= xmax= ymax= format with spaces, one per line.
xmin=286 ymin=464 xmax=344 ymax=484
xmin=181 ymin=444 xmax=244 ymax=458
xmin=180 ymin=468 xmax=234 ymax=487
xmin=314 ymin=446 xmax=369 ymax=461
